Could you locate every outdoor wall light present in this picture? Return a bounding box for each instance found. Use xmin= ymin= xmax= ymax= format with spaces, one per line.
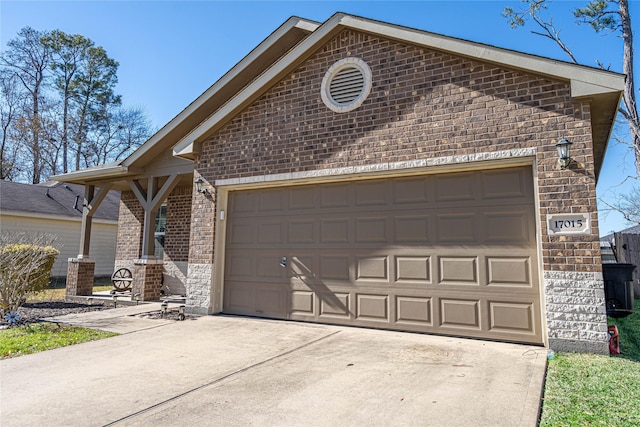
xmin=195 ymin=177 xmax=208 ymax=195
xmin=555 ymin=137 xmax=572 ymax=169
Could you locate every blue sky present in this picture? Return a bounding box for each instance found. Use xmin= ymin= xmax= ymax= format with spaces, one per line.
xmin=1 ymin=0 xmax=637 ymax=235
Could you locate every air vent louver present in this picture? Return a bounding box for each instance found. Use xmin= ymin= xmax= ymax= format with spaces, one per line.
xmin=329 ymin=66 xmax=365 ymax=105
xmin=321 ymin=58 xmax=372 ymax=113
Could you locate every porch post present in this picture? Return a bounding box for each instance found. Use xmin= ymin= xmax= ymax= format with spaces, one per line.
xmin=128 ymin=174 xmax=181 ymax=300
xmin=130 ymin=174 xmax=180 ymax=259
xmin=66 ymin=183 xmax=112 ymax=298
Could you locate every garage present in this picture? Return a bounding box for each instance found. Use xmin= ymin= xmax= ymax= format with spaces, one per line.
xmin=223 ymin=166 xmax=543 ymax=344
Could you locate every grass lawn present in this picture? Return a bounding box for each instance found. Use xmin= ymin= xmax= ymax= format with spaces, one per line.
xmin=539 ymin=298 xmax=640 ymax=426
xmin=0 ymin=323 xmax=117 ymax=359
xmin=0 ymin=277 xmax=118 ymax=359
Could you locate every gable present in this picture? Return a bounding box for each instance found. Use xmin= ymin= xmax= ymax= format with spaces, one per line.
xmin=175 ymin=14 xmax=623 ymax=178
xmin=198 ymin=29 xmax=583 ymax=181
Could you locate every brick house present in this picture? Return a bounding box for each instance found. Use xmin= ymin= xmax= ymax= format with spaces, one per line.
xmin=55 ymin=14 xmax=624 ymax=353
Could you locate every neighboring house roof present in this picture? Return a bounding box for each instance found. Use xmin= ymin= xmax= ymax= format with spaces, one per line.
xmin=0 ymin=180 xmax=120 ymax=221
xmin=602 ymin=223 xmax=640 ymax=243
xmin=53 ymin=12 xmax=625 ymax=186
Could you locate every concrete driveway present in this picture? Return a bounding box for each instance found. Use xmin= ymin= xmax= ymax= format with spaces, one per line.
xmin=1 ymin=307 xmax=546 ymax=426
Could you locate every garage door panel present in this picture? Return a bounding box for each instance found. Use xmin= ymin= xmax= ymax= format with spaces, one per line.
xmin=488 ymin=301 xmax=535 ymax=334
xmin=481 ymin=168 xmax=532 ymax=199
xmin=288 ymin=221 xmax=315 ymax=244
xmin=320 ymin=184 xmax=350 ymax=208
xmin=436 ymin=213 xmax=477 ymax=243
xmin=392 ymin=176 xmax=430 ymax=204
xmin=435 ymin=172 xmax=477 ymax=202
xmin=257 ymin=222 xmax=282 ymax=244
xmin=225 ymin=284 xmax=254 ymax=314
xmin=356 ymin=256 xmax=389 ymax=281
xmin=290 ymin=291 xmax=315 ymax=316
xmin=290 ymin=255 xmax=316 ymax=278
xmin=320 ymin=218 xmax=350 ymax=243
xmin=258 ymin=189 xmax=286 ymax=212
xmin=483 ymin=210 xmax=531 ymax=243
xmin=319 ymin=255 xmax=350 ymax=280
xmin=440 ymin=299 xmax=481 ymax=330
xmin=224 ymin=166 xmax=543 ymax=344
xmin=255 ymin=288 xmax=286 ymax=317
xmin=257 ymin=255 xmax=285 ymax=279
xmin=395 ymin=256 xmax=431 ymax=283
xmin=228 ymin=223 xmax=254 ymax=245
xmin=289 ymin=186 xmax=316 ymax=210
xmin=319 ymin=292 xmax=350 ymax=318
xmin=356 ymin=294 xmax=389 ymax=321
xmin=356 ymin=217 xmax=388 ymax=243
xmin=226 ymin=254 xmax=256 ymax=279
xmin=438 ymin=257 xmax=479 ymax=285
xmin=487 ymin=257 xmax=533 ymax=287
xmin=355 ymin=180 xmax=389 ymax=206
xmin=395 ymin=296 xmax=433 ymax=325
xmin=230 ymin=191 xmax=255 ymax=213
xmin=394 ymin=215 xmax=430 ymax=243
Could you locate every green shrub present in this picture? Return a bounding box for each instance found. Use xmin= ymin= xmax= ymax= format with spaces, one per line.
xmin=0 ymin=242 xmax=59 ymax=318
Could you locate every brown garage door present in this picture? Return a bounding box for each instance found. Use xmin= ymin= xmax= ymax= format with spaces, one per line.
xmin=223 ymin=166 xmax=542 ymax=344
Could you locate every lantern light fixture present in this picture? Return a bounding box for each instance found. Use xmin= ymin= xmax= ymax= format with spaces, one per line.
xmin=555 ymin=137 xmax=572 ymax=169
xmin=195 ymin=177 xmax=208 ymax=195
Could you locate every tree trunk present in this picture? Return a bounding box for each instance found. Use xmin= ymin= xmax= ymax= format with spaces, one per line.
xmin=619 ymin=0 xmax=640 ymax=176
xmin=31 ymin=90 xmax=40 ymax=184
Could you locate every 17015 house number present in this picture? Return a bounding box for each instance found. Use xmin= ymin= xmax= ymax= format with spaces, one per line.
xmin=553 ymin=218 xmax=584 ymax=229
xmin=547 ymin=213 xmax=590 ymax=235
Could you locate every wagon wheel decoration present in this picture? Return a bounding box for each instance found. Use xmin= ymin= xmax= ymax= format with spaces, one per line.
xmin=111 ymin=268 xmax=133 ymax=291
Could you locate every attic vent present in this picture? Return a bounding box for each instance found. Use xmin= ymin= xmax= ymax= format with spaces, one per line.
xmin=321 ymin=57 xmax=372 ymax=113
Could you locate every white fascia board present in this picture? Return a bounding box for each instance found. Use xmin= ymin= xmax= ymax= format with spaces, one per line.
xmin=339 ymin=15 xmax=625 ymax=93
xmin=51 ymin=164 xmax=131 ymax=183
xmin=173 ymin=13 xmax=625 ymax=157
xmin=125 ymin=16 xmax=319 ymax=166
xmin=0 ymin=211 xmax=118 ymax=225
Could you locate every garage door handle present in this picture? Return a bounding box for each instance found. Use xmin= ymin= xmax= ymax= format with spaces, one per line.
xmin=279 ymin=256 xmax=287 ymax=268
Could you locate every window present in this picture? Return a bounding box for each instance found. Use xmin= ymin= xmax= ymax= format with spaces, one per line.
xmin=154 ymin=204 xmax=167 ymax=259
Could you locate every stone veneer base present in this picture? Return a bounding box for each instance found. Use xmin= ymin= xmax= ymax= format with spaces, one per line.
xmin=544 ymin=270 xmax=609 ymax=355
xmin=185 ymin=263 xmax=213 ymax=315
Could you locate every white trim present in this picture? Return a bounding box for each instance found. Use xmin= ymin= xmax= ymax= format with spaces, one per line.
xmin=215 ymin=148 xmax=537 ymax=187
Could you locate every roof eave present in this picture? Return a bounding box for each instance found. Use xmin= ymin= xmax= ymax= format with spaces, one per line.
xmin=51 ymin=164 xmax=135 ymax=184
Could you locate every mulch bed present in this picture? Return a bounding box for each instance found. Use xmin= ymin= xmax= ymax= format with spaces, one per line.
xmin=15 ymin=300 xmax=118 ymax=324
xmin=3 ymin=300 xmax=195 ymax=327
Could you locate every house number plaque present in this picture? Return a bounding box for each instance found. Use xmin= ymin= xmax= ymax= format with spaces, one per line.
xmin=547 ymin=213 xmax=591 ymax=235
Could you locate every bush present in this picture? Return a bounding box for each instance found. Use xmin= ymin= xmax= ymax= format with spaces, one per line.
xmin=0 ymin=233 xmax=59 ymax=319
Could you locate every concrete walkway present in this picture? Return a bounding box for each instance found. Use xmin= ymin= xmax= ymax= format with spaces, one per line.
xmin=1 ymin=308 xmax=547 ymax=427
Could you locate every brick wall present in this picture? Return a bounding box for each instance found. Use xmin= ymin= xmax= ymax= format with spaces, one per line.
xmin=194 ymin=30 xmax=600 ymax=272
xmin=65 ymin=259 xmax=94 ymax=297
xmin=115 ymin=191 xmax=144 ymax=261
xmin=164 ymin=186 xmax=192 ymax=263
